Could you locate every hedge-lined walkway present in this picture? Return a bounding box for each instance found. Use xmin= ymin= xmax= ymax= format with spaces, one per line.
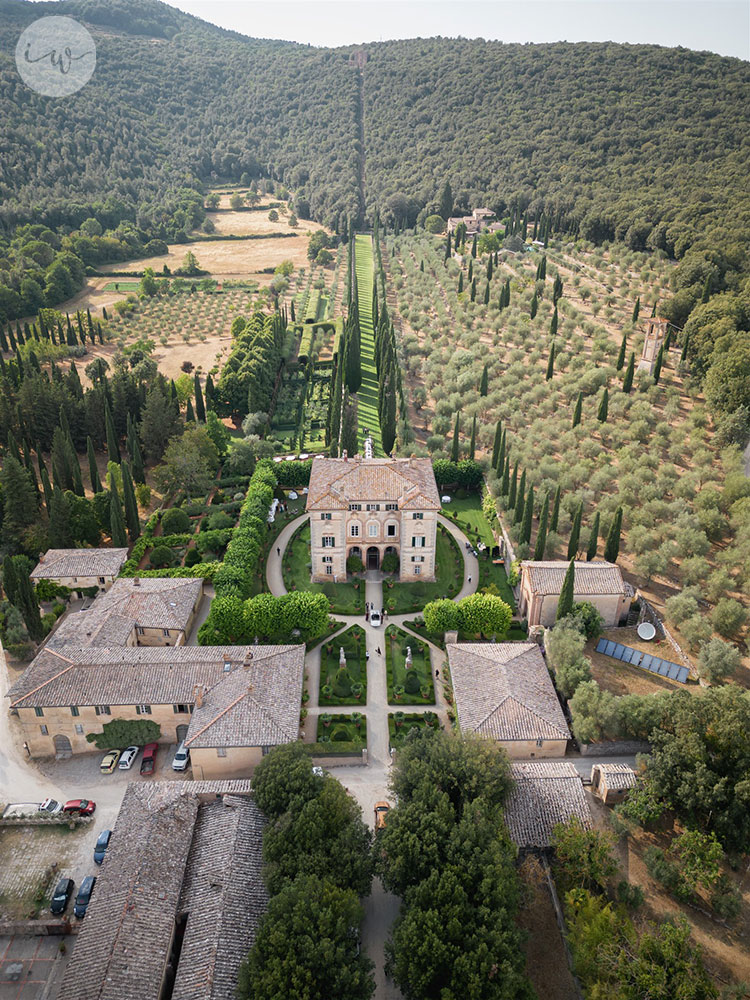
xmin=354 ymin=234 xmax=382 ymax=455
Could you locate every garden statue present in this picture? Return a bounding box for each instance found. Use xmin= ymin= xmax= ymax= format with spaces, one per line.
xmin=339 ymin=647 xmax=346 ymax=668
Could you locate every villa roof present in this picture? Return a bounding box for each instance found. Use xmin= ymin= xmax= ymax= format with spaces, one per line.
xmin=7 ymin=645 xmax=304 ymax=749
xmin=505 ymin=762 xmax=592 ymax=848
xmin=48 ymin=577 xmax=203 ymax=648
xmin=447 ymin=642 xmax=570 ymax=742
xmin=592 ymin=763 xmax=638 ymax=791
xmin=306 ymin=456 xmax=441 ymax=511
xmin=521 ymin=561 xmax=625 ymax=597
xmin=30 ymin=547 xmax=129 ymax=580
xmin=58 ymin=781 xmax=266 ymax=1000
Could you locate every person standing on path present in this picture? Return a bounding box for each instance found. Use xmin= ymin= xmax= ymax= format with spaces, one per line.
xmin=277 ymin=547 xmax=280 ymax=556
xmin=376 ymin=647 xmax=382 ymax=656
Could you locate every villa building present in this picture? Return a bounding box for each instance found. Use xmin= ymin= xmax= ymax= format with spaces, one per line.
xmin=30 ymin=547 xmax=129 ymax=592
xmin=518 ymin=560 xmax=630 ymax=628
xmin=306 ymin=455 xmax=441 ymax=581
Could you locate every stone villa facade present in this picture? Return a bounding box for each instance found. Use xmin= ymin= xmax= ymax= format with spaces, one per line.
xmin=519 ymin=560 xmax=630 ymax=627
xmin=306 ymin=455 xmax=441 ymax=581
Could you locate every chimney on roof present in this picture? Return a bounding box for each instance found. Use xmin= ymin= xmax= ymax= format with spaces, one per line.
xmin=244 ymin=649 xmax=254 ymax=668
xmin=193 ymin=684 xmax=206 ymax=708
xmin=133 ymin=577 xmax=140 ymax=587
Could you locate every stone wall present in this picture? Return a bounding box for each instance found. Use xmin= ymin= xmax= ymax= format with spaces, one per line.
xmin=579 ymin=740 xmax=651 ymax=757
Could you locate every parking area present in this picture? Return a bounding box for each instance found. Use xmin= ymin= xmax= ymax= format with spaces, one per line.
xmin=0 ymin=934 xmax=72 ymax=1000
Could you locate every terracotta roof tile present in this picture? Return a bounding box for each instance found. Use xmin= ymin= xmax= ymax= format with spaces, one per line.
xmin=521 ymin=561 xmax=625 ymax=597
xmin=505 ymin=762 xmax=592 ymax=848
xmin=30 ymin=547 xmax=129 ymax=580
xmin=306 ymin=456 xmax=440 ymax=511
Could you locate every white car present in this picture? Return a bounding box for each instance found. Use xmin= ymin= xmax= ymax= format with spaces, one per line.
xmin=172 ymin=742 xmax=191 ymax=772
xmin=39 ymin=798 xmax=63 ymax=816
xmin=118 ymin=746 xmax=139 ymax=770
xmin=370 ymin=610 xmax=382 ymax=627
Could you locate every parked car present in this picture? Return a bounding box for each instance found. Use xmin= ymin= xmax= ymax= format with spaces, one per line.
xmin=171 ymin=742 xmax=190 ymax=772
xmin=370 ymin=610 xmax=382 ymax=627
xmin=374 ymin=801 xmax=390 ymax=830
xmin=73 ymin=876 xmax=96 ymax=918
xmin=118 ymin=746 xmax=139 ymax=770
xmin=93 ymin=829 xmax=111 ymax=865
xmin=140 ymin=742 xmax=158 ymax=776
xmin=100 ymin=749 xmax=121 ymax=773
xmin=63 ymin=799 xmax=96 ymax=817
xmin=50 ymin=877 xmax=74 ymax=915
xmin=39 ymin=798 xmax=63 ymax=816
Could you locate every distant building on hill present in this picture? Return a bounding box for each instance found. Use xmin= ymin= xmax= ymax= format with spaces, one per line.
xmin=519 ymin=560 xmax=629 ymax=628
xmin=446 ymin=207 xmax=497 ymax=235
xmin=306 ymin=454 xmax=441 ymax=581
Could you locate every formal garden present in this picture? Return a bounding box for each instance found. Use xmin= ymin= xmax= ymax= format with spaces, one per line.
xmin=382 ymin=524 xmax=463 ymax=613
xmin=315 ymin=712 xmax=367 ymax=748
xmin=385 ymin=625 xmax=435 ymax=704
xmin=319 ymin=625 xmax=368 ymax=705
xmin=440 ymin=493 xmax=516 ymax=607
xmin=388 ymin=711 xmax=441 ymax=750
xmin=283 ymin=521 xmax=365 ymax=614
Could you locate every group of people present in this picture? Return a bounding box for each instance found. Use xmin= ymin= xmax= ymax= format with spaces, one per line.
xmin=364 ymin=601 xmax=386 ymax=622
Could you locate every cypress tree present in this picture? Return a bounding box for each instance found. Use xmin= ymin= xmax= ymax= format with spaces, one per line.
xmin=51 ymin=427 xmax=73 ymax=492
xmin=586 ymin=511 xmax=600 ymax=561
xmin=491 ymin=421 xmax=502 ymax=468
xmin=567 ymin=503 xmax=583 ymax=559
xmin=597 ymin=387 xmax=609 ymax=423
xmin=487 ymin=256 xmax=493 ymax=280
xmin=508 ymin=461 xmax=518 ymax=510
xmin=0 ymin=326 xmax=8 ymax=352
xmin=49 ymin=486 xmax=73 ymax=548
xmin=701 ymin=275 xmax=711 ymax=303
xmin=549 ymin=306 xmax=558 ymax=337
xmin=545 ymin=341 xmax=555 ymax=381
xmin=479 ymin=364 xmax=489 ymax=397
xmin=290 ymin=301 xmax=296 ymax=321
xmin=572 ymin=391 xmax=583 ymax=428
xmin=651 ymin=300 xmax=658 ymax=318
xmin=470 ymin=278 xmax=476 ymax=302
xmin=604 ymin=507 xmax=623 ymax=563
xmin=450 ymin=413 xmax=460 ymax=464
xmin=653 ymin=344 xmax=665 ymax=384
xmin=40 ymin=465 xmax=53 ymax=515
xmin=69 ymin=442 xmax=85 ymax=497
xmin=105 ymin=399 xmax=120 ymax=462
xmin=550 ymin=484 xmax=561 ymax=533
xmin=556 ymin=559 xmax=575 ymax=621
xmin=534 ymin=492 xmax=549 ymax=560
xmin=458 ymin=272 xmax=464 ymax=294
xmin=501 ymin=455 xmax=510 ymax=497
xmin=540 ymin=255 xmax=547 ymax=280
xmin=129 ymin=428 xmax=145 ymax=484
xmin=514 ymin=469 xmax=526 ymax=524
xmin=469 ymin=415 xmax=477 ymax=460
xmin=521 ymin=485 xmax=534 ymax=545
xmin=552 ymin=274 xmax=563 ymax=304
xmin=186 ymin=398 xmax=195 ymax=422
xmin=632 ymin=297 xmax=640 ymax=323
xmin=121 ymin=462 xmax=140 ymax=543
xmin=495 ymin=433 xmax=506 ymax=478
xmin=622 ymin=352 xmax=635 ymax=393
xmin=87 ymin=437 xmax=103 ymax=493
xmin=504 ymin=278 xmax=511 ymax=307
xmin=205 ymin=373 xmax=215 ymax=411
xmin=194 ymin=374 xmax=206 ymax=422
xmin=9 ymin=556 xmax=43 ymax=641
xmin=109 ymin=482 xmax=127 ymax=547
xmin=680 ymin=332 xmax=690 ymax=363
xmin=468 ymin=259 xmax=473 ymax=282
xmin=471 ymin=234 xmax=477 ymax=259
xmin=483 ymin=282 xmax=490 ymax=305
xmin=616 ymin=333 xmax=627 ymax=371
xmin=530 ymin=292 xmax=538 ymax=319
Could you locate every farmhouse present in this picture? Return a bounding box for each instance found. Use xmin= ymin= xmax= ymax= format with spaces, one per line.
xmin=7 ymin=643 xmax=304 ymax=762
xmin=306 ymin=454 xmax=441 ymax=581
xmin=447 ymin=642 xmax=571 ymax=758
xmin=519 ymin=560 xmax=630 ymax=628
xmin=505 ymin=762 xmax=592 ymax=849
xmin=48 ymin=577 xmax=204 ymax=649
xmin=30 ymin=547 xmax=129 ymax=592
xmin=446 ymin=208 xmax=497 ymax=234
xmin=58 ymin=781 xmax=266 ymax=1000
xmin=591 ymin=763 xmax=638 ymax=804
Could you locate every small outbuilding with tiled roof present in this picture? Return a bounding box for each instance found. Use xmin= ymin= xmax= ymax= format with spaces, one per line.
xmin=447 ymin=641 xmax=571 ymax=758
xmin=58 ymin=780 xmax=267 ymax=1000
xmin=591 ymin=763 xmax=638 ymax=804
xmin=519 ymin=560 xmax=630 ymax=627
xmin=505 ymin=762 xmax=592 ymax=849
xmin=30 ymin=547 xmax=128 ymax=592
xmin=306 ymin=455 xmax=440 ymax=581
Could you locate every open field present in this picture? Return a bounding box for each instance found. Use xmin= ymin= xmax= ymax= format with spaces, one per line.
xmin=587 ymin=627 xmax=695 ymax=697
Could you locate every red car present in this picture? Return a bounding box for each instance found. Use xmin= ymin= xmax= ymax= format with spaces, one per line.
xmin=140 ymin=742 xmax=158 ymax=776
xmin=63 ymin=799 xmax=96 ymax=817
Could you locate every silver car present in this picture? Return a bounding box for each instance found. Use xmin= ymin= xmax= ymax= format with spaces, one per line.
xmin=172 ymin=742 xmax=190 ymax=772
xmin=118 ymin=746 xmax=139 ymax=770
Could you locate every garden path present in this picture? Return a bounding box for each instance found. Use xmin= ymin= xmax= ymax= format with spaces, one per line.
xmin=437 ymin=513 xmax=479 ymax=599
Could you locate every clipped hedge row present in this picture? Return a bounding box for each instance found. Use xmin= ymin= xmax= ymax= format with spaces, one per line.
xmin=120 ymin=533 xmax=193 ymax=576
xmin=300 ymin=742 xmax=366 ymax=757
xmin=194 ymin=528 xmax=233 ymax=554
xmin=213 ymin=462 xmax=276 ymax=598
xmin=274 ymin=459 xmax=312 ymax=488
xmin=118 ymin=563 xmax=220 ymax=580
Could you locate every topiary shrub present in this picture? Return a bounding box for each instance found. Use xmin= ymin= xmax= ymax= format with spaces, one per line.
xmin=207 ymin=510 xmax=233 ymax=531
xmin=184 ymin=548 xmax=202 ymax=567
xmin=150 ymin=545 xmax=175 ymax=568
xmin=161 ymin=507 xmax=191 ymax=534
xmin=333 ymin=668 xmax=352 ymax=697
xmin=405 ymin=670 xmax=421 ymax=694
xmin=331 ymin=727 xmax=350 ymax=742
xmin=381 ymin=552 xmax=400 ymax=574
xmin=346 ymin=555 xmax=364 ymax=574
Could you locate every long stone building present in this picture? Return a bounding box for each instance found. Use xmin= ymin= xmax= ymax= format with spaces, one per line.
xmin=306 ymin=455 xmax=441 ymax=581
xmin=518 ymin=560 xmax=630 ymax=627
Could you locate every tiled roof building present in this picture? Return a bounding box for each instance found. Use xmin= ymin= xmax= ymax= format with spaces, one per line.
xmin=447 ymin=642 xmax=570 ymax=757
xmin=30 ymin=547 xmax=129 ymax=591
xmin=58 ymin=781 xmax=266 ymax=1000
xmin=519 ymin=560 xmax=630 ymax=627
xmin=591 ymin=763 xmax=638 ymax=804
xmin=505 ymin=762 xmax=592 ymax=849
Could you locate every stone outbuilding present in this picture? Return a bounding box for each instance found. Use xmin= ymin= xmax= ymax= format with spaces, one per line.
xmin=591 ymin=763 xmax=638 ymax=804
xmin=447 ymin=642 xmax=571 ymax=758
xmin=519 ymin=560 xmax=630 ymax=628
xmin=30 ymin=547 xmax=129 ymax=592
xmin=505 ymin=762 xmax=592 ymax=849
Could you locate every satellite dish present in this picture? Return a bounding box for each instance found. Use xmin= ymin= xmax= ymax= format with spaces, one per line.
xmin=441 ymin=495 xmax=451 ymax=503
xmin=637 ymin=622 xmax=656 ymax=641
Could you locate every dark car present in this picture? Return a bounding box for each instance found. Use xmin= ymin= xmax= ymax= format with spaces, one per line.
xmin=50 ymin=877 xmax=74 ymax=915
xmin=93 ymin=829 xmax=111 ymax=865
xmin=140 ymin=742 xmax=158 ymax=776
xmin=63 ymin=799 xmax=96 ymax=817
xmin=73 ymin=876 xmax=96 ymax=918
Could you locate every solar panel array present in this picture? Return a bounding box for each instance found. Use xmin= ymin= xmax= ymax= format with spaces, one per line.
xmin=595 ymin=638 xmax=690 ymax=684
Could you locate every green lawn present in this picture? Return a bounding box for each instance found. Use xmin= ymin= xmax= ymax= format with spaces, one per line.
xmin=354 ymin=234 xmax=382 ymax=455
xmin=103 ymin=281 xmax=141 ymax=292
xmin=385 ymin=625 xmax=435 ymax=705
xmin=319 ymin=626 xmax=368 ymax=705
xmin=384 ymin=524 xmax=463 ymax=613
xmin=388 ymin=711 xmax=441 ymax=749
xmin=441 ymin=496 xmax=515 ymax=610
xmin=282 ymin=521 xmax=364 ymax=614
